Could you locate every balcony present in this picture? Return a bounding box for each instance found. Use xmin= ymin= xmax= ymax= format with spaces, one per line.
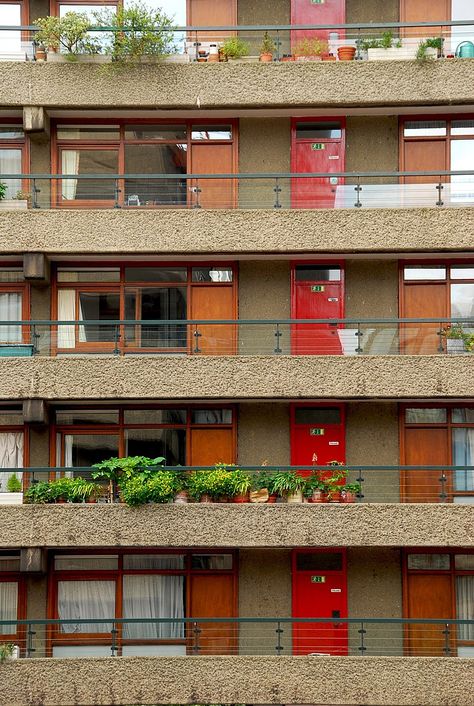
xmin=0 ymin=618 xmax=472 ymax=706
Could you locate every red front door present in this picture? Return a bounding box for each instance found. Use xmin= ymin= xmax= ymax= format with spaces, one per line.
xmin=292 ymin=263 xmax=344 ymax=354
xmin=292 ymin=120 xmax=345 ymax=209
xmin=292 ymin=549 xmax=348 ymax=655
xmin=291 ymin=0 xmax=346 ymax=44
xmin=290 ymin=404 xmax=346 ymax=469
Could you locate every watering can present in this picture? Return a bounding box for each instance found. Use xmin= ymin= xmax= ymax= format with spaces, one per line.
xmin=455 ymin=41 xmax=474 ymax=58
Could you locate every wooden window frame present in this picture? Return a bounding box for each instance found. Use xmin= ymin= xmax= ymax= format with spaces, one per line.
xmin=399 ymin=403 xmax=474 ymax=501
xmin=50 ymin=0 xmax=119 ymax=15
xmin=52 ymin=119 xmax=238 ymax=209
xmin=0 ymin=0 xmax=28 ymax=26
xmin=47 ymin=548 xmax=238 ymax=656
xmin=0 ymin=574 xmax=26 ymax=646
xmin=0 ymin=119 xmax=29 ymax=195
xmin=51 ymin=261 xmax=238 ymax=354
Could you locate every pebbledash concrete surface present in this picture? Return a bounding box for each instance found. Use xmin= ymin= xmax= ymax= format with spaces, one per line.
xmin=0 ymin=355 xmax=472 ymax=400
xmin=1 ymin=656 xmax=473 ymax=706
xmin=0 ymin=503 xmax=472 ymax=548
xmin=0 ymin=208 xmax=473 ymax=254
xmin=2 ymin=60 xmax=474 ymax=109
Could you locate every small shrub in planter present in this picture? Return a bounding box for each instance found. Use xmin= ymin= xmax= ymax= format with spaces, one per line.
xmin=293 ymin=37 xmax=328 ymax=61
xmin=0 ymin=182 xmax=6 ymax=201
xmin=34 ymin=12 xmax=101 ymax=61
xmin=271 ymin=470 xmax=306 ymax=503
xmin=187 ymin=463 xmax=235 ymax=502
xmin=24 ymin=481 xmax=53 ymax=504
xmin=250 ymin=470 xmax=279 ymax=503
xmin=229 ymin=468 xmax=251 ymax=502
xmin=0 ymin=643 xmax=15 ymax=662
xmin=303 ymin=473 xmax=328 ymax=503
xmin=92 ymin=455 xmax=166 ymax=501
xmin=342 ymin=482 xmax=361 ymax=503
xmin=221 ymin=37 xmax=250 ymax=60
xmin=259 ymin=31 xmax=276 ymax=62
xmin=147 ymin=471 xmax=180 ymax=504
xmin=6 ymin=473 xmax=22 ymax=493
xmin=119 ymin=476 xmax=151 ymax=506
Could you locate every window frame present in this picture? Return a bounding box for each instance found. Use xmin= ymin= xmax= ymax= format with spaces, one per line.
xmin=0 ymin=572 xmax=26 ymax=645
xmin=399 ymin=259 xmax=474 ymax=320
xmin=0 ymin=120 xmax=28 ymax=199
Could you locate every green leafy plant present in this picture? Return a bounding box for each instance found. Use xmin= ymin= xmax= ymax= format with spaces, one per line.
xmin=442 ymin=324 xmax=474 ymax=352
xmin=24 ymin=481 xmax=53 ymax=504
xmin=147 ymin=470 xmax=180 ymax=503
xmin=6 ymin=473 xmax=22 ymax=493
xmin=93 ymin=2 xmax=176 ymax=65
xmin=66 ymin=477 xmax=101 ymax=502
xmin=260 ymin=31 xmax=276 ymax=56
xmin=293 ymin=37 xmax=328 ymax=57
xmin=92 ymin=455 xmax=166 ymax=501
xmin=0 ymin=182 xmax=6 ymax=201
xmin=119 ymin=476 xmax=151 ymax=506
xmin=303 ymin=472 xmax=326 ymax=499
xmin=34 ymin=12 xmax=100 ymax=60
xmin=361 ymin=31 xmax=402 ymax=51
xmin=343 ymin=482 xmax=362 ymax=495
xmin=416 ymin=37 xmax=443 ymax=62
xmin=0 ymin=643 xmax=15 ymax=662
xmin=187 ymin=463 xmax=235 ymax=500
xmin=220 ymin=36 xmax=250 ymax=60
xmin=228 ymin=468 xmax=251 ymax=497
xmin=270 ymin=470 xmax=306 ymax=497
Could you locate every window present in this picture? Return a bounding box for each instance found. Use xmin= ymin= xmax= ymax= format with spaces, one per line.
xmin=54 ymin=405 xmax=235 ymax=469
xmin=0 ymin=556 xmax=24 ymax=642
xmin=0 ymin=411 xmax=25 ymax=495
xmin=54 ymin=263 xmax=236 ymax=353
xmin=0 ymin=124 xmax=26 ymax=199
xmin=50 ymin=550 xmax=236 ymax=656
xmin=54 ymin=121 xmax=236 ymax=207
xmin=0 ymin=2 xmax=28 ymax=59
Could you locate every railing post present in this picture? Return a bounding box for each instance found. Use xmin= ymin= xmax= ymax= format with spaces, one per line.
xmin=26 ymin=623 xmax=35 ymax=658
xmin=114 ymin=179 xmax=121 ymax=209
xmin=356 ymin=468 xmax=364 ymax=502
xmin=274 ymin=323 xmax=282 ymax=354
xmin=436 ymin=179 xmax=444 ymax=207
xmin=276 ymin=29 xmax=281 ymax=61
xmin=193 ymin=325 xmax=201 ymax=354
xmin=194 ymin=31 xmax=199 ymax=62
xmin=275 ymin=620 xmax=283 ymax=655
xmin=113 ymin=324 xmax=120 ymax=356
xmin=438 ymin=471 xmax=448 ymax=502
xmin=355 ymin=321 xmax=363 ymax=354
xmin=111 ymin=622 xmax=118 ymax=656
xmin=437 ymin=323 xmax=445 ymax=353
xmin=31 ymin=324 xmax=39 ymax=354
xmin=192 ymin=620 xmax=201 ymax=655
xmin=192 ymin=180 xmax=202 ymax=209
xmin=354 ymin=176 xmax=362 ymax=208
xmin=358 ymin=620 xmax=367 ymax=655
xmin=32 ymin=178 xmax=40 ymax=209
xmin=442 ymin=622 xmax=451 ymax=656
xmin=273 ymin=177 xmax=282 ymax=209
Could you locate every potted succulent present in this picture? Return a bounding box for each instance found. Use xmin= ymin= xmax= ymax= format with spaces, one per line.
xmin=221 ymin=37 xmax=252 ymax=63
xmin=259 ymin=31 xmax=276 ymax=62
xmin=293 ymin=37 xmax=328 ymax=62
xmin=271 ymin=470 xmax=306 ymax=503
xmin=229 ymin=468 xmax=251 ymax=503
xmin=342 ymin=482 xmax=361 ymax=504
xmin=34 ymin=12 xmax=102 ymax=62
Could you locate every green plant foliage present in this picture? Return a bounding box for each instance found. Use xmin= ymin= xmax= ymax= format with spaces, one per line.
xmin=119 ymin=476 xmax=152 ymax=506
xmin=0 ymin=643 xmax=15 ymax=662
xmin=24 ymin=481 xmax=53 ymax=504
xmin=6 ymin=473 xmax=22 ymax=493
xmin=147 ymin=471 xmax=180 ymax=503
xmin=92 ymin=455 xmax=165 ymax=483
xmin=361 ymin=31 xmax=402 ymax=51
xmin=442 ymin=324 xmax=474 ymax=351
xmin=0 ymin=182 xmax=6 ymax=201
xmin=260 ymin=31 xmax=276 ymax=55
xmin=227 ymin=468 xmax=251 ymax=496
xmin=93 ymin=2 xmax=176 ymax=65
xmin=187 ymin=463 xmax=235 ymax=500
xmin=293 ymin=37 xmax=328 ymax=57
xmin=303 ymin=472 xmax=326 ymax=498
xmin=34 ymin=12 xmax=100 ymax=59
xmin=220 ymin=36 xmax=250 ymax=59
xmin=270 ymin=470 xmax=306 ymax=496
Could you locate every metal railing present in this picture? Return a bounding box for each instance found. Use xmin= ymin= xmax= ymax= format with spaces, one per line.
xmin=0 ymin=317 xmax=471 ymax=356
xmin=1 ymin=171 xmax=474 ymax=209
xmin=1 ymin=19 xmax=474 ymax=63
xmin=1 ymin=465 xmax=473 ymax=504
xmin=0 ymin=617 xmax=473 ymax=658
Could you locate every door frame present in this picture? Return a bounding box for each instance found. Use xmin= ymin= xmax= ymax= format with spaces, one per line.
xmin=291 ymin=117 xmax=346 ymax=174
xmin=290 ymin=260 xmax=346 ymax=320
xmin=290 ymin=402 xmax=346 ymax=466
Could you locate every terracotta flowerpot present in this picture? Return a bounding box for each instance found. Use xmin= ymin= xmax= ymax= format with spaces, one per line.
xmin=338 ymin=46 xmax=356 ymax=61
xmin=342 ymin=491 xmax=356 ymax=504
xmin=322 ymin=53 xmax=336 ymax=61
xmin=217 ymin=495 xmax=229 ymax=503
xmin=200 ymin=494 xmax=213 ymax=503
xmin=174 ymin=491 xmax=189 ymax=504
xmin=36 ymin=47 xmax=47 ymax=62
xmin=329 ymin=490 xmax=342 ymax=503
xmin=86 ymin=497 xmax=97 ymax=504
xmin=311 ymin=490 xmax=329 ymax=504
xmin=267 ymin=494 xmax=278 ymax=504
xmin=260 ymin=53 xmax=273 ymax=62
xmin=281 ymin=55 xmax=294 ymax=62
xmin=208 ymin=54 xmax=219 ymax=63
xmin=233 ymin=492 xmax=249 ymax=503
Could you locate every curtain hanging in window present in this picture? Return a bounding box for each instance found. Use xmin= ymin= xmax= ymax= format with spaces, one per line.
xmin=0 ymin=582 xmax=18 ymax=635
xmin=57 ymin=290 xmax=76 ymax=348
xmin=456 ymin=575 xmax=474 ymax=641
xmin=0 ymin=292 xmax=21 ymax=343
xmin=0 ymin=432 xmax=23 ymax=493
xmin=453 ymin=428 xmax=474 ymax=491
xmin=57 ymin=580 xmax=115 ymax=634
xmin=122 ymin=575 xmax=185 ymax=639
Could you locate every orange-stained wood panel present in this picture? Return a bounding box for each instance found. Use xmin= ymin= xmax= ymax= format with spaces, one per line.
xmin=403 ymin=139 xmax=448 ymax=184
xmin=189 ymin=574 xmax=236 ymax=654
xmin=401 ymin=282 xmax=447 ymax=354
xmin=191 ymin=285 xmax=235 ymax=354
xmin=187 ymin=0 xmax=236 ymax=25
xmin=190 ymin=144 xmax=235 ymax=209
xmin=190 ymin=428 xmax=235 ymax=465
xmin=406 ymin=573 xmax=453 ymax=656
xmin=403 ymin=427 xmax=449 ymax=502
xmin=400 ymin=0 xmax=450 ymax=39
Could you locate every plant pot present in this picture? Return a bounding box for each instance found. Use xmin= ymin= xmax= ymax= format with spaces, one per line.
xmin=311 ymin=490 xmax=329 ymax=504
xmin=36 ymin=47 xmax=46 ymax=62
xmin=267 ymin=494 xmax=278 ymax=504
xmin=286 ymin=490 xmax=303 ymax=504
xmin=207 ymin=54 xmax=219 ymax=63
xmin=56 ymin=497 xmax=67 ymax=504
xmin=259 ymin=52 xmax=273 ymax=62
xmin=322 ymin=53 xmax=337 ymax=61
xmin=281 ymin=55 xmax=294 ymax=62
xmin=338 ymin=46 xmax=356 ymax=61
xmin=250 ymin=488 xmax=269 ymax=503
xmin=295 ymin=55 xmax=322 ymax=62
xmin=329 ymin=490 xmax=342 ymax=503
xmin=0 ymin=200 xmax=27 ymax=210
xmin=217 ymin=495 xmax=229 ymax=503
xmin=233 ymin=492 xmax=249 ymax=503
xmin=342 ymin=491 xmax=356 ymax=504
xmin=447 ymin=339 xmax=466 ymax=354
xmin=228 ymin=56 xmax=259 ymax=63
xmin=86 ymin=497 xmax=97 ymax=504
xmin=174 ymin=491 xmax=189 ymax=504
xmin=0 ymin=492 xmax=23 ymax=505
xmin=200 ymin=494 xmax=213 ymax=503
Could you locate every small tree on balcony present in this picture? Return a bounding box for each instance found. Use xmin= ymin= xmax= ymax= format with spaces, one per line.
xmin=34 ymin=12 xmax=100 ymax=60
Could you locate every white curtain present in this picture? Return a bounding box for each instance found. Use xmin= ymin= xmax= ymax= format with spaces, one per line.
xmin=0 ymin=433 xmax=23 ymax=493
xmin=453 ymin=428 xmax=474 ymax=492
xmin=57 ymin=580 xmax=115 ymax=634
xmin=0 ymin=149 xmax=21 ymax=199
xmin=57 ymin=290 xmax=76 ymax=349
xmin=61 ymin=151 xmax=80 ymax=201
xmin=122 ymin=575 xmax=184 ymax=639
xmin=0 ymin=292 xmax=21 ymax=343
xmin=0 ymin=582 xmax=18 ymax=635
xmin=456 ymin=576 xmax=474 ymax=641
xmin=63 ymin=435 xmax=74 ymax=478
xmin=78 ymin=294 xmax=87 ymax=343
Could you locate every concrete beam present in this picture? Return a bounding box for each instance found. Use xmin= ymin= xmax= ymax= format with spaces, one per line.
xmin=22 ymin=106 xmax=50 ymax=142
xmin=23 ymin=253 xmax=50 ymax=284
xmin=22 ymin=399 xmax=48 ymax=425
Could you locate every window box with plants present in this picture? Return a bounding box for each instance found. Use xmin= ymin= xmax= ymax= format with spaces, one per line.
xmin=0 ymin=472 xmax=23 ymax=505
xmin=0 ymin=184 xmax=28 ymax=210
xmin=362 ymin=32 xmax=410 ymax=61
xmin=220 ymin=37 xmax=254 ymax=63
xmin=441 ymin=324 xmax=474 ymax=354
xmin=34 ymin=12 xmax=105 ymax=63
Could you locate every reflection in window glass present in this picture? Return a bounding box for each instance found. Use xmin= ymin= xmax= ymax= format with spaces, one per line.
xmin=57 ymin=269 xmax=120 ymax=282
xmin=455 ymin=554 xmax=474 ymax=570
xmin=63 ymin=434 xmax=119 ymax=466
xmin=456 ymin=575 xmax=474 ymax=641
xmin=0 ymin=149 xmax=22 ymax=199
xmin=123 ymin=554 xmax=185 ymax=569
xmin=61 ymin=149 xmax=118 ymax=201
xmin=125 ymin=429 xmax=186 ymax=465
xmin=125 ymin=125 xmax=187 ymax=140
xmin=0 ymin=269 xmax=23 ymax=282
xmin=192 ymin=267 xmax=233 ymax=282
xmin=407 ymin=554 xmax=450 ymax=570
xmin=296 ymin=552 xmax=343 ymax=571
xmin=295 ymin=407 xmax=341 ymax=425
xmin=124 ymin=287 xmax=187 ymax=348
xmin=0 ymin=555 xmax=20 ymax=572
xmin=56 ymin=410 xmax=119 ymax=425
xmin=124 ymin=144 xmax=187 ymax=206
xmin=191 ymin=554 xmax=233 ymax=570
xmin=191 ymin=125 xmax=232 ymax=140
xmin=296 ymin=122 xmax=342 ymax=139
xmin=451 ymin=266 xmax=474 ymax=280
xmin=451 ymin=120 xmax=474 ymax=136
xmin=0 ymin=127 xmax=23 ymax=139
xmin=57 ymin=126 xmax=120 ymax=140
xmin=403 ymin=121 xmax=447 ymax=137
xmin=78 ymin=292 xmax=120 ymax=342
xmin=452 ymin=428 xmax=474 ymax=492
xmin=451 ymin=284 xmax=474 ymax=319
xmin=123 ymin=409 xmax=187 ymax=424
xmin=191 ymin=410 xmax=232 ymax=424
xmin=452 ymin=409 xmax=474 ymax=423
xmin=405 ymin=408 xmax=447 ymax=423
xmin=54 ymin=555 xmax=119 ymax=570
xmin=403 ymin=266 xmax=446 ymax=281
xmin=125 ymin=268 xmax=187 ymax=282
xmin=295 ymin=265 xmax=341 ymax=282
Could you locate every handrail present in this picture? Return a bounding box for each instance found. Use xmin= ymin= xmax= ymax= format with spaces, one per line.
xmin=3 ymin=170 xmax=474 ymax=179
xmin=3 ymin=464 xmax=474 ymax=473
xmin=0 ymin=317 xmax=472 ymax=325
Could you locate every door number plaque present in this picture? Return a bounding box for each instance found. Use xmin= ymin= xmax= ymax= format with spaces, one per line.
xmin=310 ymin=428 xmax=325 ymax=436
xmin=311 ymin=576 xmax=326 ymax=583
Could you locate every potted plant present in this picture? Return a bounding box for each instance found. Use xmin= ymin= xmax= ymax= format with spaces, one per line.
xmin=293 ymin=37 xmax=328 ymax=62
xmin=325 ymin=462 xmax=348 ymax=503
xmin=67 ymin=477 xmax=101 ymax=503
xmin=174 ymin=473 xmax=190 ymax=503
xmin=229 ymin=468 xmax=251 ymax=503
xmin=24 ymin=481 xmax=53 ymax=504
xmin=250 ymin=470 xmax=275 ymax=503
xmin=441 ymin=324 xmax=474 ymax=354
xmin=0 ymin=182 xmax=24 ymax=211
xmin=119 ymin=476 xmax=151 ymax=506
xmin=259 ymin=31 xmax=275 ymax=63
xmin=2 ymin=473 xmax=23 ymax=504
xmin=147 ymin=470 xmax=179 ymax=504
xmin=92 ymin=455 xmax=166 ymax=502
xmin=93 ymin=2 xmax=177 ymax=66
xmin=187 ymin=464 xmax=234 ymax=502
xmin=0 ymin=643 xmax=16 ymax=662
xmin=271 ymin=470 xmax=306 ymax=503
xmin=34 ymin=12 xmax=102 ymax=62
xmin=362 ymin=31 xmax=409 ymax=61
xmin=49 ymin=477 xmax=75 ymax=503
xmin=304 ymin=473 xmax=329 ymax=504
xmin=416 ymin=38 xmax=443 ymax=63
xmin=342 ymin=482 xmax=361 ymax=504
xmin=220 ymin=37 xmax=252 ymax=63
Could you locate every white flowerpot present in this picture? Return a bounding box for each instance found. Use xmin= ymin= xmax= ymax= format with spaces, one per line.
xmin=0 ymin=200 xmax=27 ymax=210
xmin=368 ymin=46 xmax=417 ymax=61
xmin=447 ymin=339 xmax=467 ymax=354
xmin=286 ymin=490 xmax=303 ymax=504
xmin=0 ymin=493 xmax=23 ymax=505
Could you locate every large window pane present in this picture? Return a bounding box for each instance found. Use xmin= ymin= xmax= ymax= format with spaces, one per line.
xmin=57 ymin=580 xmax=115 ymax=633
xmin=124 ymin=144 xmax=187 ymax=206
xmin=0 ymin=4 xmax=21 ymax=57
xmin=0 ymin=582 xmax=18 ymax=635
xmin=78 ymin=292 xmax=120 ymax=343
xmin=0 ymin=149 xmax=21 ymax=199
xmin=124 ymin=288 xmax=187 ymax=348
xmin=125 ymin=125 xmax=187 ymax=141
xmin=62 ymin=434 xmax=119 ymax=466
xmin=61 ymin=149 xmax=118 ymax=201
xmin=122 ymin=575 xmax=185 ymax=639
xmin=452 ymin=428 xmax=474 ymax=492
xmin=451 ymin=140 xmax=474 ymax=204
xmin=456 ymin=575 xmax=474 ymax=641
xmin=0 ymin=292 xmax=22 ymax=343
xmin=125 ymin=429 xmax=186 ymax=465
xmin=451 ymin=284 xmax=474 ymax=319
xmin=0 ymin=432 xmax=23 ymax=495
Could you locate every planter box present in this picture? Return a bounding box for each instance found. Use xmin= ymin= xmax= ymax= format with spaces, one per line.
xmin=0 ymin=493 xmax=23 ymax=505
xmin=0 ymin=199 xmax=27 ymax=210
xmin=447 ymin=339 xmax=468 ymax=354
xmin=47 ymin=53 xmax=111 ymax=63
xmin=162 ymin=54 xmax=191 ymax=64
xmin=368 ymin=46 xmax=437 ymax=61
xmin=0 ymin=344 xmax=34 ymax=357
xmin=228 ymin=56 xmax=259 ymax=63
